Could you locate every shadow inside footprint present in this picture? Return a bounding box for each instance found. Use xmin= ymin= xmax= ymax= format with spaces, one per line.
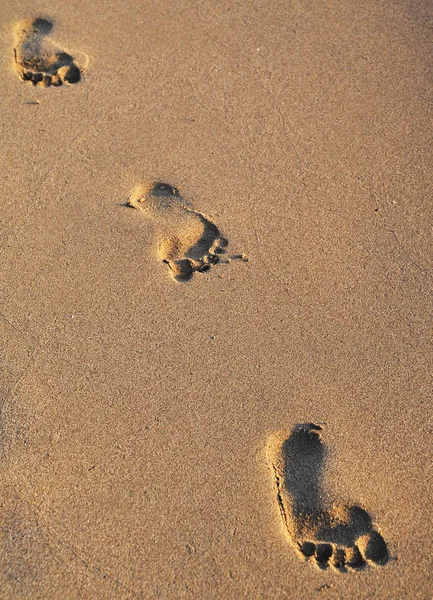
xmin=283 ymin=423 xmax=324 ymax=516
xmin=128 ymin=181 xmax=228 ymax=282
xmin=13 ymin=18 xmax=84 ymax=86
xmin=268 ymin=424 xmax=389 ymax=571
xmin=186 ymin=218 xmax=224 ymax=263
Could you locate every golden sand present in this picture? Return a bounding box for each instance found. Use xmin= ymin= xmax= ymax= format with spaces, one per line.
xmin=0 ymin=0 xmax=431 ymax=597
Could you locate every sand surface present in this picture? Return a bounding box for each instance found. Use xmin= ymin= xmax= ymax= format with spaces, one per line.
xmin=0 ymin=0 xmax=432 ymax=598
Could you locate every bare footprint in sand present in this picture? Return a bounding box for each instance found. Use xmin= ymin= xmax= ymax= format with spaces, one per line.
xmin=128 ymin=181 xmax=228 ymax=282
xmin=266 ymin=424 xmax=388 ymax=571
xmin=13 ymin=18 xmax=87 ymax=86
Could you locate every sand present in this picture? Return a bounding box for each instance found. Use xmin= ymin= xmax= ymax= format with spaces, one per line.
xmin=0 ymin=0 xmax=432 ymax=598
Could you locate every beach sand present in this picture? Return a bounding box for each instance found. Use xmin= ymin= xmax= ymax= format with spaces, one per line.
xmin=0 ymin=0 xmax=432 ymax=598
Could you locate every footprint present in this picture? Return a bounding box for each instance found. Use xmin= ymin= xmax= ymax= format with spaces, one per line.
xmin=266 ymin=423 xmax=388 ymax=571
xmin=13 ymin=18 xmax=87 ymax=86
xmin=128 ymin=181 xmax=228 ymax=282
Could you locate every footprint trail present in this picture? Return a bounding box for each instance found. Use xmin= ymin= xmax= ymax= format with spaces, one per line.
xmin=13 ymin=18 xmax=87 ymax=86
xmin=128 ymin=181 xmax=228 ymax=282
xmin=266 ymin=423 xmax=388 ymax=571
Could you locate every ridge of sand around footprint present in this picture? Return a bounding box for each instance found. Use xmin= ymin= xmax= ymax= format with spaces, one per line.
xmin=266 ymin=424 xmax=389 ymax=571
xmin=13 ymin=18 xmax=87 ymax=86
xmin=128 ymin=181 xmax=228 ymax=282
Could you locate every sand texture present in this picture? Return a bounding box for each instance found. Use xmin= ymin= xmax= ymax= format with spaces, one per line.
xmin=0 ymin=0 xmax=432 ymax=598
